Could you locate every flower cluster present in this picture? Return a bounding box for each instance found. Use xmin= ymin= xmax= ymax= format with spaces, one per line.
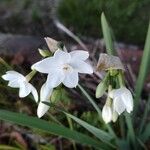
xmin=2 ymin=37 xmax=93 ymax=118
xmin=96 ymin=54 xmax=133 ymax=123
xmin=2 ymin=38 xmax=133 ymax=123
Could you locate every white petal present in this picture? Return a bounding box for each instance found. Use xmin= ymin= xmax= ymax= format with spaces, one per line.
xmin=112 ymin=111 xmax=118 ymax=122
xmin=37 ymin=102 xmax=50 ymax=118
xmin=70 ymin=50 xmax=89 ymax=60
xmin=30 ymin=84 xmax=38 ymax=102
xmin=109 ymin=88 xmax=124 ymax=99
xmin=70 ymin=60 xmax=93 ymax=74
xmin=54 ymin=50 xmax=71 ymax=64
xmin=121 ymin=89 xmax=133 ymax=113
xmin=31 ymin=57 xmax=56 ymax=74
xmin=46 ymin=70 xmax=65 ymax=88
xmin=40 ymin=83 xmax=53 ymax=101
xmin=63 ymin=71 xmax=79 ymax=88
xmin=19 ymin=81 xmax=31 ymax=98
xmin=2 ymin=71 xmax=24 ymax=81
xmin=8 ymin=79 xmax=20 ymax=88
xmin=37 ymin=84 xmax=53 ymax=118
xmin=113 ymin=97 xmax=126 ymax=115
xmin=102 ymin=105 xmax=112 ymax=123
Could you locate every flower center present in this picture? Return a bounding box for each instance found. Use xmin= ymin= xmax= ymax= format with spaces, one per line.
xmin=62 ymin=64 xmax=73 ymax=73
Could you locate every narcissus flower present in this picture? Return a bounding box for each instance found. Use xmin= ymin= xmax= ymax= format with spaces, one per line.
xmin=32 ymin=49 xmax=93 ymax=88
xmin=109 ymin=87 xmax=133 ymax=115
xmin=37 ymin=83 xmax=53 ymax=118
xmin=2 ymin=71 xmax=38 ymax=102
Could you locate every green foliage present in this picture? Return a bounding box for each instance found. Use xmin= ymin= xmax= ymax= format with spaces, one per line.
xmin=134 ymin=21 xmax=150 ymax=112
xmin=0 ymin=145 xmax=20 ymax=150
xmin=0 ymin=109 xmax=105 ymax=149
xmin=38 ymin=144 xmax=56 ymax=150
xmin=58 ymin=0 xmax=150 ymax=44
xmin=101 ymin=13 xmax=115 ymax=55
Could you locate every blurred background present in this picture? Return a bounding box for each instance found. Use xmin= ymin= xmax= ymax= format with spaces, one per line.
xmin=0 ymin=0 xmax=150 ymax=150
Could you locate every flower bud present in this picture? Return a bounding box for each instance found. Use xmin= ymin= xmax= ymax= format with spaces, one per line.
xmin=102 ymin=105 xmax=112 ymax=124
xmin=38 ymin=49 xmax=52 ymax=57
xmin=96 ymin=73 xmax=109 ymax=98
xmin=44 ymin=37 xmax=60 ymax=53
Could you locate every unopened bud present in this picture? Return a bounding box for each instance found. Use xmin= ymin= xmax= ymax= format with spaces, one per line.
xmin=96 ymin=72 xmax=109 ymax=98
xmin=38 ymin=49 xmax=52 ymax=57
xmin=44 ymin=37 xmax=60 ymax=53
xmin=102 ymin=104 xmax=112 ymax=124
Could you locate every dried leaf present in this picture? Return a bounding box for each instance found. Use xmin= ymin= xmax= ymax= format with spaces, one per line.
xmin=97 ymin=53 xmax=125 ymax=71
xmin=44 ymin=37 xmax=60 ymax=52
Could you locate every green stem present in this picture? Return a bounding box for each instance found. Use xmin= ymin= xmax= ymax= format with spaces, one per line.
xmin=47 ymin=112 xmax=63 ymax=125
xmin=66 ymin=115 xmax=77 ymax=150
xmin=118 ymin=71 xmax=125 ymax=87
xmin=125 ymin=113 xmax=136 ymax=149
xmin=26 ymin=70 xmax=37 ymax=81
xmin=0 ymin=57 xmax=12 ymax=70
xmin=119 ymin=116 xmax=125 ymax=139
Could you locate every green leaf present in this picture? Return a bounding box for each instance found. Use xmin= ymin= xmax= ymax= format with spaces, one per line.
xmin=140 ymin=123 xmax=150 ymax=142
xmin=0 ymin=145 xmax=20 ymax=150
xmin=101 ymin=12 xmax=116 ymax=55
xmin=64 ymin=112 xmax=116 ymax=149
xmin=139 ymin=95 xmax=150 ymax=134
xmin=0 ymin=57 xmax=12 ymax=70
xmin=134 ymin=21 xmax=150 ymax=112
xmin=64 ymin=112 xmax=114 ymax=142
xmin=116 ymin=139 xmax=130 ymax=150
xmin=43 ymin=102 xmax=116 ymax=149
xmin=0 ymin=109 xmax=106 ymax=150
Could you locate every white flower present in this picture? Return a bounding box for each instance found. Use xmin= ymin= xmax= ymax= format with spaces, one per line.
xmin=2 ymin=71 xmax=38 ymax=102
xmin=37 ymin=83 xmax=53 ymax=118
xmin=32 ymin=49 xmax=93 ymax=88
xmin=109 ymin=87 xmax=133 ymax=115
xmin=102 ymin=105 xmax=112 ymax=124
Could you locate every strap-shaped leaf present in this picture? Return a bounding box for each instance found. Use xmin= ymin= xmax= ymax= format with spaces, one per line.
xmin=101 ymin=13 xmax=116 ymax=55
xmin=64 ymin=112 xmax=116 ymax=149
xmin=43 ymin=102 xmax=116 ymax=149
xmin=0 ymin=109 xmax=107 ymax=150
xmin=134 ymin=21 xmax=150 ymax=112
